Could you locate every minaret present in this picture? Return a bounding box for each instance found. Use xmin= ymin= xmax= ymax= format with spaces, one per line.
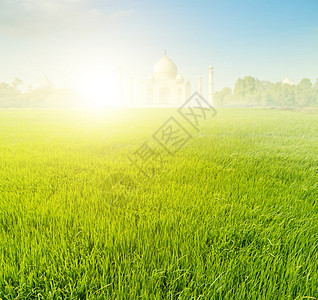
xmin=208 ymin=65 xmax=214 ymax=105
xmin=198 ymin=76 xmax=202 ymax=95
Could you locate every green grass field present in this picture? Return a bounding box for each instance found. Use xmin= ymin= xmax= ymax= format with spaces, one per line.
xmin=0 ymin=108 xmax=318 ymax=299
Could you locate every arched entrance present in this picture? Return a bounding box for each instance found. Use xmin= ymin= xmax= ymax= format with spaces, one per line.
xmin=159 ymin=87 xmax=170 ymax=104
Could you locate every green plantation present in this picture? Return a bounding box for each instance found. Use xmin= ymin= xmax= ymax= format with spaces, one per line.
xmin=0 ymin=108 xmax=317 ymax=299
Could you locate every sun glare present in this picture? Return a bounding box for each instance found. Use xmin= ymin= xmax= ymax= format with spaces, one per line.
xmin=76 ymin=71 xmax=119 ymax=108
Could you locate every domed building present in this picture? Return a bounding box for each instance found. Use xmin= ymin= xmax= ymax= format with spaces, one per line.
xmin=282 ymin=77 xmax=296 ymax=85
xmin=141 ymin=51 xmax=191 ymax=105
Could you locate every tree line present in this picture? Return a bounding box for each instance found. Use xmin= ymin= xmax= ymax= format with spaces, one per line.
xmin=214 ymin=76 xmax=318 ymax=107
xmin=0 ymin=77 xmax=81 ymax=108
xmin=1 ymin=76 xmax=318 ymax=108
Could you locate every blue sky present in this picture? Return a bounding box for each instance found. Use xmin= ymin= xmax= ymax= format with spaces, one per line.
xmin=0 ymin=0 xmax=317 ymax=93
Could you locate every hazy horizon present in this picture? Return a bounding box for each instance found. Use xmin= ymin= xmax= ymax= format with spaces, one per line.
xmin=1 ymin=1 xmax=318 ymax=297
xmin=0 ymin=0 xmax=317 ymax=95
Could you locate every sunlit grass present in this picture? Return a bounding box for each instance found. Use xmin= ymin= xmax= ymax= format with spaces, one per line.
xmin=0 ymin=108 xmax=317 ymax=299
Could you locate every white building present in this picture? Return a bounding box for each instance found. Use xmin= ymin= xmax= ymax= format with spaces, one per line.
xmin=140 ymin=51 xmax=191 ymax=105
xmin=120 ymin=51 xmax=214 ymax=106
xmin=282 ymin=77 xmax=296 ymax=85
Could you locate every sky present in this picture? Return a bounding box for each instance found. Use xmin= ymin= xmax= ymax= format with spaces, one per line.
xmin=0 ymin=0 xmax=317 ymax=96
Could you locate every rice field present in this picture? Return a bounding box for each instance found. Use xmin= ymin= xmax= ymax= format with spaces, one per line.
xmin=0 ymin=108 xmax=318 ymax=299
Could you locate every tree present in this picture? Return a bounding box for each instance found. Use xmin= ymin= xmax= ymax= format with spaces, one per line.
xmin=313 ymin=79 xmax=318 ymax=106
xmin=233 ymin=76 xmax=260 ymax=105
xmin=214 ymin=87 xmax=232 ymax=106
xmin=281 ymin=83 xmax=296 ymax=107
xmin=261 ymin=81 xmax=278 ymax=106
xmin=296 ymin=78 xmax=313 ymax=106
xmin=12 ymin=77 xmax=23 ymax=90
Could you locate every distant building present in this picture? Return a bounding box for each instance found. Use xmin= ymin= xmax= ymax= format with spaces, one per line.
xmin=282 ymin=77 xmax=296 ymax=85
xmin=33 ymin=76 xmax=54 ymax=90
xmin=140 ymin=51 xmax=191 ymax=105
xmin=120 ymin=51 xmax=215 ymax=106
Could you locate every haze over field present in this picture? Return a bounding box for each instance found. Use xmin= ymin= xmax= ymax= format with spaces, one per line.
xmin=1 ymin=1 xmax=318 ymax=299
xmin=0 ymin=0 xmax=317 ymax=100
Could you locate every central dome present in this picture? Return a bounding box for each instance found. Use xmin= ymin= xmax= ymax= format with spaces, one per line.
xmin=153 ymin=52 xmax=178 ymax=79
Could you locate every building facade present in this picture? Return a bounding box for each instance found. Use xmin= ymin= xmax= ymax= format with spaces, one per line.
xmin=140 ymin=51 xmax=191 ymax=105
